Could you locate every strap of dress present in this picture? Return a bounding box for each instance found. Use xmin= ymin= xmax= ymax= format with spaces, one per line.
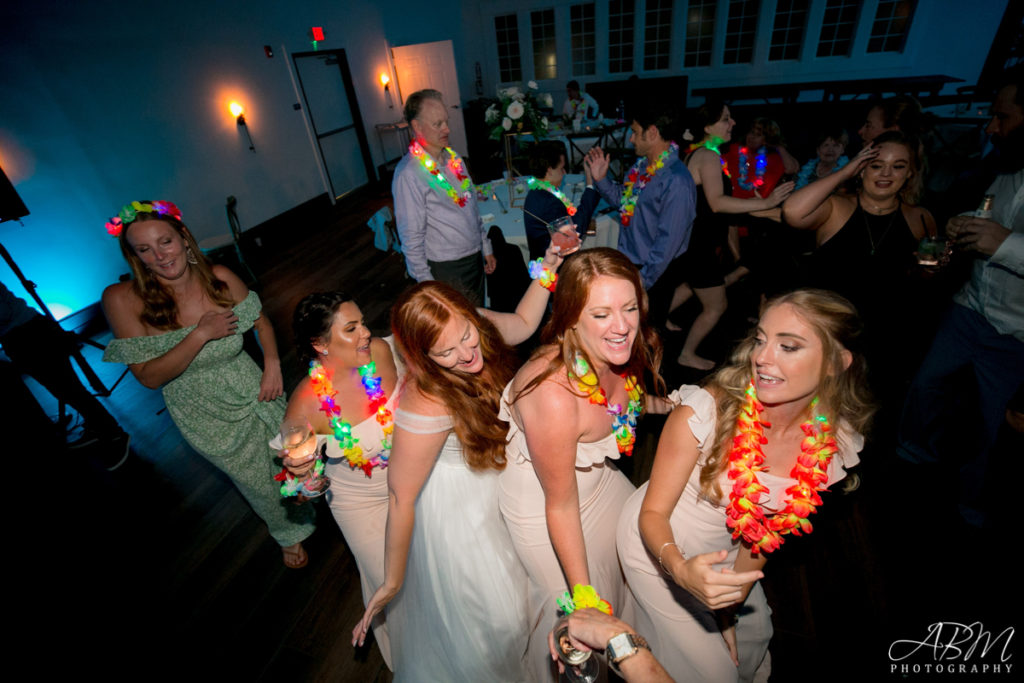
xmin=394 ymin=407 xmax=454 ymax=434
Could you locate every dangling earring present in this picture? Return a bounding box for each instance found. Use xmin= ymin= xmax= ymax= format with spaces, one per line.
xmin=320 ymin=349 xmax=328 ymax=356
xmin=186 ymin=246 xmax=199 ymax=265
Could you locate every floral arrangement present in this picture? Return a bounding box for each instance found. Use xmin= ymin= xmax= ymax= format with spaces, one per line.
xmin=485 ymin=81 xmax=552 ymax=140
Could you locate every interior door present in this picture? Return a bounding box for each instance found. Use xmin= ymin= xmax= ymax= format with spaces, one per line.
xmin=391 ymin=40 xmax=468 ymax=154
xmin=293 ymin=49 xmax=374 ymax=200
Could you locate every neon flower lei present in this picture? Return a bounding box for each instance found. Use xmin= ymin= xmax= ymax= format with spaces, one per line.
xmin=105 ymin=200 xmax=182 ymax=237
xmin=619 ymin=141 xmax=678 ymax=227
xmin=686 ymin=136 xmax=730 ymax=178
xmin=527 ymin=177 xmax=576 ymax=215
xmin=724 ymin=381 xmax=839 ymax=555
xmin=308 ymin=359 xmax=394 ymax=477
xmin=556 ymin=583 xmax=613 ymax=616
xmin=410 ymin=140 xmax=473 ymax=206
xmin=570 ymin=354 xmax=644 ymax=456
xmin=736 ymin=146 xmax=768 ymax=192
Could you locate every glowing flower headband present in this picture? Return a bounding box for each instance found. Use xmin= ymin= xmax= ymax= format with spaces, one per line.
xmin=105 ymin=200 xmax=183 ymax=237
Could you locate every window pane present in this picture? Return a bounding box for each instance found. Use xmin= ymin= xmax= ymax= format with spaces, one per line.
xmin=723 ymin=0 xmax=760 ymax=65
xmin=867 ymin=0 xmax=916 ymax=53
xmin=768 ymin=0 xmax=807 ymax=61
xmin=532 ymin=9 xmax=557 ymax=80
xmin=644 ymin=0 xmax=674 ymax=71
xmin=817 ymin=0 xmax=860 ymax=58
xmin=571 ymin=3 xmax=596 ymax=76
xmin=608 ymin=0 xmax=636 ymax=73
xmin=495 ymin=14 xmax=522 ymax=83
xmin=685 ymin=0 xmax=716 ymax=68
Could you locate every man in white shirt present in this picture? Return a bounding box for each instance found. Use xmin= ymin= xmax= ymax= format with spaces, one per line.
xmin=898 ymin=76 xmax=1024 ymax=525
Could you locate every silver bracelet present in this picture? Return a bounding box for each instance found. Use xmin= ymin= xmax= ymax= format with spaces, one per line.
xmin=657 ymin=541 xmax=683 ymax=574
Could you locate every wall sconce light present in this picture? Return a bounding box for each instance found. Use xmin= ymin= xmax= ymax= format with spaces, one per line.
xmin=380 ymin=73 xmax=394 ymax=109
xmin=229 ymin=101 xmax=256 ymax=152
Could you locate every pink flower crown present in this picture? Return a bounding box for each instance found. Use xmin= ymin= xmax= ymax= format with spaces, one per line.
xmin=105 ymin=200 xmax=183 ymax=237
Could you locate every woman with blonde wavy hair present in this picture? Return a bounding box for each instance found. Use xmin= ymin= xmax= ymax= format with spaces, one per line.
xmin=616 ymin=289 xmax=872 ymax=682
xmin=498 ymin=247 xmax=667 ymax=681
xmin=353 ymin=245 xmax=563 ymax=680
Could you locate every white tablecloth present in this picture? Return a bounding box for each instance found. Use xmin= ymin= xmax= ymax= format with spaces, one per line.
xmin=476 ymin=174 xmax=620 ymax=265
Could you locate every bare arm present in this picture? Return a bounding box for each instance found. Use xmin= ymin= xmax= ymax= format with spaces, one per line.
xmin=638 ymin=406 xmax=763 ymax=610
xmin=517 ymin=377 xmax=592 ymax=589
xmin=776 ymin=144 xmax=800 ymax=175
xmin=782 ymin=144 xmax=878 ymax=230
xmin=690 ymin=148 xmax=793 ymax=215
xmin=479 ymin=243 xmax=564 ymax=345
xmin=101 ymin=282 xmax=237 ymax=389
xmin=551 ymin=609 xmax=674 ymax=683
xmin=354 ymin=389 xmax=448 ymax=645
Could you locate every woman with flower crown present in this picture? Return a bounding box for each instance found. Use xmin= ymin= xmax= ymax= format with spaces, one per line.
xmin=351 ymin=244 xmax=564 ymax=681
xmin=616 ymin=289 xmax=872 ymax=682
xmin=668 ymin=101 xmax=794 ymax=371
xmin=101 ymin=200 xmax=314 ymax=569
xmin=497 ymin=247 xmax=669 ymax=681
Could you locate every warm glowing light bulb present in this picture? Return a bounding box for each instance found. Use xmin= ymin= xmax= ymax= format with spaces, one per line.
xmin=229 ymin=102 xmax=244 ymax=118
xmin=380 ymin=73 xmax=390 ymax=87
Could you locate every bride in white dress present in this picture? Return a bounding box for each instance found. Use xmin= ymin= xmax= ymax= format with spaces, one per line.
xmin=354 ymin=247 xmax=563 ymax=681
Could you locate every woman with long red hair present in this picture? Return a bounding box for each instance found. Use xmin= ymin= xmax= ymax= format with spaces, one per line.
xmin=352 ymin=247 xmax=562 ymax=680
xmin=498 ymin=247 xmax=668 ymax=681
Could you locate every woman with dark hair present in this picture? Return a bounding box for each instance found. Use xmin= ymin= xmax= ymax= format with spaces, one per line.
xmin=617 ymin=289 xmax=871 ymax=682
xmin=101 ymin=200 xmax=314 ymax=568
xmin=498 ymin=247 xmax=667 ymax=681
xmin=277 ymin=291 xmax=402 ymax=669
xmin=668 ymin=101 xmax=794 ymax=370
xmin=352 ymin=245 xmax=563 ymax=680
xmin=524 ymin=140 xmax=599 ymax=260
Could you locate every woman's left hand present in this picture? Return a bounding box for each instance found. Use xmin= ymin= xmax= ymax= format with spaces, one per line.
xmin=259 ymin=363 xmax=284 ymax=402
xmin=353 ymin=582 xmax=399 ymax=647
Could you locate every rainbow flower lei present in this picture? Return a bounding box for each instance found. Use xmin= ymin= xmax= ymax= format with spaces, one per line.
xmin=570 ymin=354 xmax=644 ymax=456
xmin=410 ymin=140 xmax=473 ymax=206
xmin=527 ymin=177 xmax=577 ymax=215
xmin=556 ymin=583 xmax=613 ymax=616
xmin=736 ymin=146 xmax=768 ymax=192
xmin=724 ymin=381 xmax=839 ymax=555
xmin=309 ymin=359 xmax=394 ymax=477
xmin=619 ymin=142 xmax=678 ymax=227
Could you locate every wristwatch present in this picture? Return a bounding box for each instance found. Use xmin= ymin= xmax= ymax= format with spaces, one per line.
xmin=605 ymin=631 xmax=651 ymax=675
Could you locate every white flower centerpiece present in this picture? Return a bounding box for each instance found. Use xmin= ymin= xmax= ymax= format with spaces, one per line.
xmin=486 ymin=80 xmax=551 ymax=140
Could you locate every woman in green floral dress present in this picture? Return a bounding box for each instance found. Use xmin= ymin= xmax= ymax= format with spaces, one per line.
xmin=101 ymin=200 xmax=314 ymax=568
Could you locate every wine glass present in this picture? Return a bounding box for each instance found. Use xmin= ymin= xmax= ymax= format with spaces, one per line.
xmin=553 ymin=613 xmax=599 ymax=683
xmin=279 ymin=417 xmax=330 ymax=499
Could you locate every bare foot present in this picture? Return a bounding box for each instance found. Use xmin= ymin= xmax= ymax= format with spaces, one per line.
xmin=282 ymin=542 xmax=308 ymax=569
xmin=665 ymin=320 xmax=683 ymax=332
xmin=677 ymin=353 xmax=715 ymax=371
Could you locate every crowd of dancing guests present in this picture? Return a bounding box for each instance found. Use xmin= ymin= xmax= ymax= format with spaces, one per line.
xmin=95 ymin=71 xmax=1022 ymax=681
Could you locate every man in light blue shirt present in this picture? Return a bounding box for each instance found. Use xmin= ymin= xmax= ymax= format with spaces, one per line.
xmin=393 ymin=89 xmax=494 ymax=305
xmin=586 ymin=105 xmax=696 ymax=327
xmin=899 ymin=78 xmax=1024 ymax=525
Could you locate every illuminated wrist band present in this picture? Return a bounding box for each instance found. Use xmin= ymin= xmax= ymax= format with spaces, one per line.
xmin=273 ymin=459 xmax=326 ymax=498
xmin=556 ymin=583 xmax=613 ymax=616
xmin=528 ymin=258 xmax=557 ymax=292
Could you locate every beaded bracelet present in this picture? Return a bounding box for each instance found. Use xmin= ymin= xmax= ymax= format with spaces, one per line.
xmin=528 ymin=258 xmax=558 ymax=292
xmin=556 ymin=583 xmax=613 ymax=616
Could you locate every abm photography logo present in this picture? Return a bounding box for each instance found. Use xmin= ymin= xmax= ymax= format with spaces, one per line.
xmin=889 ymin=622 xmax=1014 ymax=676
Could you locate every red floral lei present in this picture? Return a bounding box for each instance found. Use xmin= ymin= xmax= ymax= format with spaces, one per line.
xmin=724 ymin=381 xmax=838 ymax=555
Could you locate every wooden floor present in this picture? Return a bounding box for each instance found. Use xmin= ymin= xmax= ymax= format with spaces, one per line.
xmin=23 ymin=187 xmax=1018 ymax=681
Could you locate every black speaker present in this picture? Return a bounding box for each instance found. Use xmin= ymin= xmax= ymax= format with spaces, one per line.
xmin=0 ymin=163 xmax=29 ymax=223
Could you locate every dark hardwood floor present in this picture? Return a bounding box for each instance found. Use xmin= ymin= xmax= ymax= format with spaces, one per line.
xmin=21 ymin=189 xmax=1017 ymax=681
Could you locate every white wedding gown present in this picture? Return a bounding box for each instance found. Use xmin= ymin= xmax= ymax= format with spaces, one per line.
xmin=387 ymin=408 xmax=531 ymax=682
